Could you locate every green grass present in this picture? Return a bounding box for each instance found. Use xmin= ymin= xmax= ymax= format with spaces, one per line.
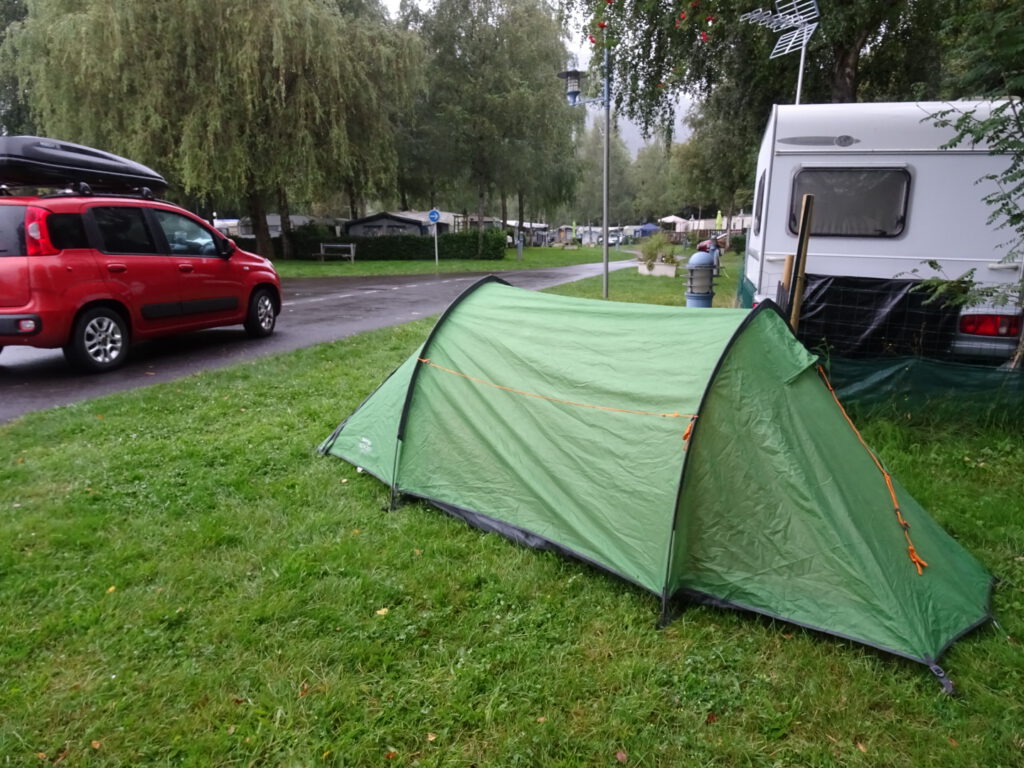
xmin=546 ymin=250 xmax=743 ymax=308
xmin=272 ymin=245 xmax=622 ymax=278
xmin=1 ymin=266 xmax=1022 ymax=766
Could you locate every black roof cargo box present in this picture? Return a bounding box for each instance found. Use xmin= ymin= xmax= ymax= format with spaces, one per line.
xmin=0 ymin=136 xmax=167 ymax=194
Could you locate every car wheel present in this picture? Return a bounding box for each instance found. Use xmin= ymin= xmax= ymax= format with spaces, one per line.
xmin=244 ymin=287 xmax=276 ymax=338
xmin=63 ymin=306 xmax=129 ymax=372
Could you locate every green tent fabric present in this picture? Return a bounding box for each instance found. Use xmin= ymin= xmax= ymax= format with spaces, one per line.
xmin=320 ymin=277 xmax=992 ymax=689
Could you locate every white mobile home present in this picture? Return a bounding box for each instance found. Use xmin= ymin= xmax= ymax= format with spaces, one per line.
xmin=742 ymin=101 xmax=1022 ymax=360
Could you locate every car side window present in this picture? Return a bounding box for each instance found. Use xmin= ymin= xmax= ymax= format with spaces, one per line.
xmin=153 ymin=210 xmax=219 ymax=256
xmin=93 ymin=206 xmax=159 ymax=254
xmin=48 ymin=213 xmax=89 ymax=250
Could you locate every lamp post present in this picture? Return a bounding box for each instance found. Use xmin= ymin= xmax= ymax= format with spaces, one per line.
xmin=558 ymin=44 xmax=611 ymax=299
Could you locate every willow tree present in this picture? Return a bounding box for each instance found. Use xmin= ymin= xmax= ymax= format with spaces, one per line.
xmin=4 ymin=0 xmax=411 ymax=257
xmin=0 ymin=0 xmax=31 ymax=134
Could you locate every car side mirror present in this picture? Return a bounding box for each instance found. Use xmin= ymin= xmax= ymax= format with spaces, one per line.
xmin=221 ymin=238 xmax=237 ymax=258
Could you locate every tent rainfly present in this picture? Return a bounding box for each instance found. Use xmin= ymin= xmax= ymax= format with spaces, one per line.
xmin=320 ymin=277 xmax=993 ymax=692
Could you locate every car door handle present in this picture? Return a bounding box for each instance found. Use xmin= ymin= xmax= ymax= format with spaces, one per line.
xmin=177 ymin=263 xmax=194 ymax=273
xmin=106 ymin=263 xmax=127 ymax=273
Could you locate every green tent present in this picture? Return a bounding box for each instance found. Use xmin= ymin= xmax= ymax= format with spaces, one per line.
xmin=320 ymin=277 xmax=992 ymax=690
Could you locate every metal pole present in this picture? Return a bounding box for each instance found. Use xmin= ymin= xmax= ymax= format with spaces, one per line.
xmin=601 ymin=44 xmax=610 ymax=299
xmin=795 ymin=36 xmax=807 ymax=105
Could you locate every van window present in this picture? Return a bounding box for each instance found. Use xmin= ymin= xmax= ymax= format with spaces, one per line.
xmin=789 ymin=168 xmax=910 ymax=237
xmin=753 ymin=171 xmax=766 ymax=236
xmin=0 ymin=205 xmax=26 ymax=256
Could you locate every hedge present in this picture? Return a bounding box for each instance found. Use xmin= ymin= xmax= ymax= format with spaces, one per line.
xmin=235 ymin=224 xmax=506 ymax=262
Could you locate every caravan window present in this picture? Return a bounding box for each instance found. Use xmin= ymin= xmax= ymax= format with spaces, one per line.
xmin=789 ymin=168 xmax=910 ymax=237
xmin=753 ymin=171 xmax=766 ymax=236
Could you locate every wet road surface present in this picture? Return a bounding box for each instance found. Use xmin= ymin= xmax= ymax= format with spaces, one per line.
xmin=0 ymin=260 xmax=635 ymax=423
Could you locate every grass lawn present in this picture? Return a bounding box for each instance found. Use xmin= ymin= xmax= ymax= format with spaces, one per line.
xmin=272 ymin=245 xmax=623 ymax=278
xmin=1 ymin=263 xmax=1022 ymax=766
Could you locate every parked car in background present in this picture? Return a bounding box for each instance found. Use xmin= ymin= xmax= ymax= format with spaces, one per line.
xmin=0 ymin=136 xmax=281 ymax=372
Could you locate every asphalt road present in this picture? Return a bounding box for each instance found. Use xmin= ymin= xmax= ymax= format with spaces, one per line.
xmin=0 ymin=259 xmax=636 ymax=423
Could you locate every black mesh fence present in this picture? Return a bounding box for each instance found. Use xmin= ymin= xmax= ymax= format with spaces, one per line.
xmin=763 ymin=273 xmax=1023 ymax=420
xmin=790 ymin=275 xmax=961 ymax=359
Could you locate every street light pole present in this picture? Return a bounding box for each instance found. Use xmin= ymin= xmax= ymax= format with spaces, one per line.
xmin=601 ymin=44 xmax=610 ymax=299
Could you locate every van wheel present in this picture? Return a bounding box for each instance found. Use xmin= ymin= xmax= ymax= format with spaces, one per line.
xmin=64 ymin=307 xmax=129 ymax=372
xmin=244 ymin=288 xmax=276 ymax=338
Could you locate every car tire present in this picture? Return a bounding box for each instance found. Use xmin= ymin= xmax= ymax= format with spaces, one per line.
xmin=63 ymin=306 xmax=129 ymax=372
xmin=244 ymin=287 xmax=276 ymax=338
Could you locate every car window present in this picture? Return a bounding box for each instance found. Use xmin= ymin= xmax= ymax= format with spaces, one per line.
xmin=93 ymin=206 xmax=159 ymax=253
xmin=48 ymin=213 xmax=89 ymax=250
xmin=789 ymin=168 xmax=910 ymax=237
xmin=152 ymin=210 xmax=219 ymax=256
xmin=0 ymin=205 xmax=25 ymax=257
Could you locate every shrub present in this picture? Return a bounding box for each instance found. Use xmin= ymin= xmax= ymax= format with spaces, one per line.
xmin=639 ymin=232 xmax=678 ymax=268
xmin=236 ymin=227 xmax=506 ymax=261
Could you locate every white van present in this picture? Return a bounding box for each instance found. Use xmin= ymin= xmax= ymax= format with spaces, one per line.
xmin=741 ymin=101 xmax=1022 ymax=361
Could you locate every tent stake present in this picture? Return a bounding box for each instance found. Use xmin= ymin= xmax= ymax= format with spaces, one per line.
xmin=929 ymin=664 xmax=957 ymax=696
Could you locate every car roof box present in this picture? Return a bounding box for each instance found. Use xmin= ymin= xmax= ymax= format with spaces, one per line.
xmin=0 ymin=136 xmax=167 ymax=195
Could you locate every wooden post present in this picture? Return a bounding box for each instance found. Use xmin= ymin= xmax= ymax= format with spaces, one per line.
xmin=788 ymin=194 xmax=815 ymax=332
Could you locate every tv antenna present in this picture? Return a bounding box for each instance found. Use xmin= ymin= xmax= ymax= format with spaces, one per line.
xmin=741 ymin=0 xmax=820 ymax=104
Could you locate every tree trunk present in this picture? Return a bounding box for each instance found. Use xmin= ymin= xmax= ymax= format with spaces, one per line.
xmin=346 ymin=181 xmax=359 ymax=221
xmin=248 ymin=192 xmax=273 ymax=260
xmin=400 ymin=186 xmax=410 ymax=212
xmin=476 ymin=183 xmax=486 ymax=257
xmin=278 ymin=188 xmax=293 ymax=262
xmin=516 ymin=190 xmax=525 ymax=246
xmin=831 ymin=35 xmax=867 ymax=103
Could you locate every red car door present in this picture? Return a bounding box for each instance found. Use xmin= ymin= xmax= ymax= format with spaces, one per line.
xmin=149 ymin=208 xmax=246 ymax=325
xmin=89 ymin=204 xmax=183 ymax=335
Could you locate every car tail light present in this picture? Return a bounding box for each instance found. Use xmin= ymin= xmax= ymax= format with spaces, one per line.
xmin=24 ymin=206 xmax=59 ymax=256
xmin=959 ymin=313 xmax=1022 ymax=337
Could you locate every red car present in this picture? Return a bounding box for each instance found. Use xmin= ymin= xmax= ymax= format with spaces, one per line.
xmin=0 ymin=192 xmax=281 ymax=372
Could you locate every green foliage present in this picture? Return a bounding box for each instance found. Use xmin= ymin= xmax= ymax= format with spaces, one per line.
xmin=0 ymin=0 xmax=31 ymax=134
xmin=239 ymin=229 xmax=506 ymax=262
xmin=629 ymin=139 xmax=676 ymax=222
xmin=3 ymin=0 xmax=412 ymax=204
xmin=639 ymin=231 xmax=677 ymax=268
xmin=571 ymin=123 xmax=634 ymax=225
xmin=924 ymin=0 xmax=1024 ymax=366
xmin=411 ymin=0 xmax=576 ymax=221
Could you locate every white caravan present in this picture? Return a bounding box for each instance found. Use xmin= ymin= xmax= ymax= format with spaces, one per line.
xmin=741 ymin=101 xmax=1022 ymax=360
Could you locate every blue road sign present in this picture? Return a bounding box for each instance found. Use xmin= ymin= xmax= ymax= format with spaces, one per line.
xmin=428 ymin=209 xmax=440 ymax=223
